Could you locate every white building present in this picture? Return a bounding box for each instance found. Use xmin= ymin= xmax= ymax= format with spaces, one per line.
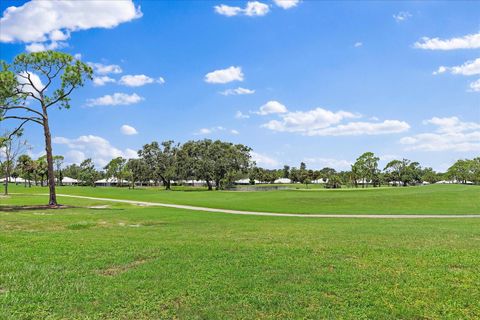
xmin=274 ymin=178 xmax=292 ymax=184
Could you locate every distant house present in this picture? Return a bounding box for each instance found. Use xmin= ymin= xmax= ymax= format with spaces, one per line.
xmin=95 ymin=178 xmax=129 ymax=187
xmin=235 ymin=178 xmax=256 ymax=185
xmin=183 ymin=180 xmax=209 ymax=187
xmin=61 ymin=177 xmax=78 ymax=186
xmin=274 ymin=178 xmax=292 ymax=184
xmin=436 ymin=180 xmax=473 ymax=185
xmin=312 ymin=178 xmax=328 ymax=184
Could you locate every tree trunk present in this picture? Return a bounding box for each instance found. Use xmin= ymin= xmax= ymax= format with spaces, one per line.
xmin=42 ymin=107 xmax=57 ymax=206
xmin=206 ymin=180 xmax=212 ymax=191
xmin=4 ymin=166 xmax=8 ymax=195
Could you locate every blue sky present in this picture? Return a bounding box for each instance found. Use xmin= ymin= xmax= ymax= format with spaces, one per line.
xmin=1 ymin=0 xmax=479 ymax=170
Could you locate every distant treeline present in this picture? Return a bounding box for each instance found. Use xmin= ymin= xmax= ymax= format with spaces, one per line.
xmin=3 ymin=139 xmax=480 ymax=189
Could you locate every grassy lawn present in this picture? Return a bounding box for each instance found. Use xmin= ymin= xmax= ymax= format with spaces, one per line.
xmin=1 ymin=193 xmax=480 ymax=319
xmin=8 ymin=183 xmax=480 ymax=215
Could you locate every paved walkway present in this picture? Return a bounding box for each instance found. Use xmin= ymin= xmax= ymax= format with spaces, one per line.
xmin=53 ymin=194 xmax=480 ymax=219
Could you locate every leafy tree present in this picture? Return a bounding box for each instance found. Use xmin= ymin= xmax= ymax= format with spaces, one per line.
xmin=1 ymin=51 xmax=92 ymax=205
xmin=63 ymin=163 xmax=81 ymax=180
xmin=139 ymin=141 xmax=179 ymax=190
xmin=53 ymin=155 xmax=64 ymax=185
xmin=79 ymin=159 xmax=99 ymax=187
xmin=104 ymin=157 xmax=127 ymax=187
xmin=17 ymin=154 xmax=34 ymax=187
xmin=35 ymin=156 xmax=48 ymax=187
xmin=282 ymin=165 xmax=290 ymax=179
xmin=353 ymin=152 xmax=380 ymax=187
xmin=0 ymin=130 xmax=28 ymax=194
xmin=447 ymin=159 xmax=471 ymax=184
xmin=125 ymin=158 xmax=148 ymax=189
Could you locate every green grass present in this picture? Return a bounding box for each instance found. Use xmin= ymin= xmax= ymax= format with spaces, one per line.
xmin=0 ymin=193 xmax=479 ymax=319
xmin=8 ymin=183 xmax=480 ymax=215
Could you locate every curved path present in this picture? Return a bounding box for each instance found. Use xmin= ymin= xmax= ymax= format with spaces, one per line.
xmin=54 ymin=194 xmax=480 ymax=219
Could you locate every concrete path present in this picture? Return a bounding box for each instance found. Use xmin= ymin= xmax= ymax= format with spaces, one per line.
xmin=52 ymin=194 xmax=480 ymax=219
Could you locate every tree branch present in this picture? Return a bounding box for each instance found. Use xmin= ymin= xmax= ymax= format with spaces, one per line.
xmin=3 ymin=115 xmax=43 ymax=125
xmin=2 ymin=105 xmax=44 ymax=118
xmin=45 ymin=85 xmax=76 ymax=108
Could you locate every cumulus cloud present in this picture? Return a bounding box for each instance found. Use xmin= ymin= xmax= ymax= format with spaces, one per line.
xmin=25 ymin=40 xmax=66 ymax=53
xmin=16 ymin=71 xmax=44 ymax=98
xmin=273 ymin=0 xmax=300 ymax=9
xmin=121 ymin=124 xmax=138 ymax=135
xmin=354 ymin=42 xmax=363 ymax=48
xmin=433 ymin=58 xmax=480 ymax=76
xmin=256 ymin=100 xmax=288 ymax=115
xmin=220 ymin=87 xmax=255 ymax=96
xmin=119 ymin=74 xmax=165 ymax=87
xmin=214 ymin=1 xmax=269 ymax=17
xmin=214 ymin=4 xmax=243 ymax=16
xmin=261 ymin=107 xmax=357 ymax=131
xmin=89 ymin=62 xmax=123 ymax=75
xmin=261 ymin=106 xmax=409 ymax=136
xmin=251 ymin=151 xmax=279 ymax=168
xmin=194 ymin=126 xmax=239 ymax=136
xmin=235 ymin=111 xmax=250 ymax=119
xmin=393 ymin=11 xmax=412 ymax=22
xmin=93 ymin=76 xmax=115 ymax=86
xmin=414 ymin=32 xmax=480 ymax=50
xmin=400 ymin=116 xmax=480 ymax=152
xmin=53 ymin=135 xmax=138 ymax=167
xmin=86 ymin=93 xmax=144 ymax=107
xmin=0 ymin=0 xmax=142 ymax=51
xmin=205 ymin=66 xmax=244 ymax=84
xmin=303 ymin=157 xmax=352 ymax=170
xmin=469 ymin=79 xmax=480 ymax=92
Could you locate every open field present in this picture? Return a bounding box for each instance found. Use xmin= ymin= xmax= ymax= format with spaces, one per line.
xmin=8 ymin=183 xmax=480 ymax=215
xmin=1 ymin=192 xmax=480 ymax=319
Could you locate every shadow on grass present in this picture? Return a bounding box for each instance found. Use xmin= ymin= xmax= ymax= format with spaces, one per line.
xmin=0 ymin=205 xmax=128 ymax=213
xmin=0 ymin=205 xmax=74 ymax=212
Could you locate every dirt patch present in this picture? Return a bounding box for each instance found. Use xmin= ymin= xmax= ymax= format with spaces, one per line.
xmin=0 ymin=205 xmax=72 ymax=212
xmin=0 ymin=288 xmax=8 ymax=294
xmin=98 ymin=259 xmax=149 ymax=276
xmin=88 ymin=205 xmax=111 ymax=209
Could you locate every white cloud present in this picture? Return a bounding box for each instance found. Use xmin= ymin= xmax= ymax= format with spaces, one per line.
xmin=214 ymin=4 xmax=243 ymax=16
xmin=66 ymin=150 xmax=86 ymax=164
xmin=393 ymin=11 xmax=412 ymax=22
xmin=25 ymin=40 xmax=66 ymax=53
xmin=121 ymin=124 xmax=138 ymax=135
xmin=196 ymin=128 xmax=212 ymax=135
xmin=469 ymin=79 xmax=480 ymax=92
xmin=93 ymin=76 xmax=115 ymax=86
xmin=433 ymin=58 xmax=480 ymax=76
xmin=354 ymin=42 xmax=363 ymax=48
xmin=205 ymin=66 xmax=244 ymax=84
xmin=244 ymin=1 xmax=270 ymax=16
xmin=194 ymin=126 xmax=239 ymax=136
xmin=261 ymin=106 xmax=409 ymax=136
xmin=119 ymin=74 xmax=165 ymax=87
xmin=220 ymin=87 xmax=255 ymax=95
xmin=16 ymin=71 xmax=44 ymax=98
xmin=257 ymin=100 xmax=288 ymax=115
xmin=235 ymin=111 xmax=250 ymax=119
xmin=251 ymin=151 xmax=279 ymax=168
xmin=261 ymin=107 xmax=357 ymax=131
xmin=273 ymin=0 xmax=300 ymax=9
xmin=53 ymin=135 xmax=138 ymax=167
xmin=0 ymin=0 xmax=142 ymax=50
xmin=400 ymin=117 xmax=480 ymax=152
xmin=304 ymin=120 xmax=410 ymax=136
xmin=214 ymin=1 xmax=269 ymax=17
xmin=86 ymin=93 xmax=143 ymax=107
xmin=414 ymin=32 xmax=480 ymax=50
xmin=303 ymin=157 xmax=352 ymax=170
xmin=89 ymin=62 xmax=123 ymax=75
